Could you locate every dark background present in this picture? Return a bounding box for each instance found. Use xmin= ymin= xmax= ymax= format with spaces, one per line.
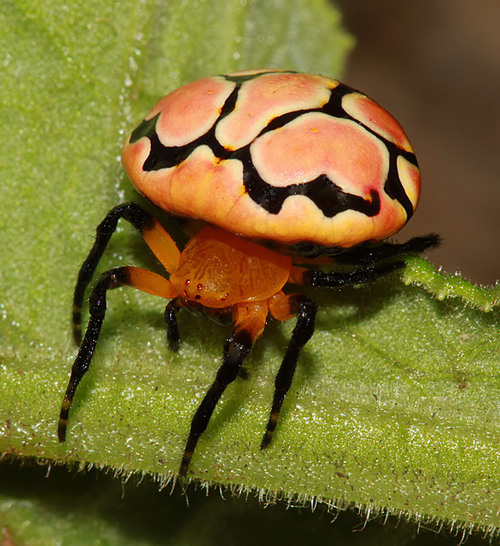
xmin=337 ymin=1 xmax=499 ymax=285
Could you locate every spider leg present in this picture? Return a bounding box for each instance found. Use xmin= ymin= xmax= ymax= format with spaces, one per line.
xmin=290 ymin=233 xmax=440 ymax=261
xmin=334 ymin=233 xmax=441 ymax=266
xmin=59 ymin=266 xmax=177 ymax=443
xmin=179 ymin=302 xmax=268 ymax=477
xmin=73 ymin=203 xmax=180 ymax=345
xmin=262 ymin=293 xmax=318 ymax=449
xmin=294 ymin=230 xmax=440 ymax=287
xmin=164 ymin=298 xmax=183 ymax=352
xmin=291 ymin=260 xmax=406 ymax=288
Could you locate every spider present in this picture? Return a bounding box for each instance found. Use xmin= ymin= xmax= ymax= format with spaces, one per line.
xmin=58 ymin=70 xmax=439 ymax=476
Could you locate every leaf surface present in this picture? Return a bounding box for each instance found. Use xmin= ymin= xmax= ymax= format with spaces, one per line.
xmin=1 ymin=0 xmax=498 ymax=542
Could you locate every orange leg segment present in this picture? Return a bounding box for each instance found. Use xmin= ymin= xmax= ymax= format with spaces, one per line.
xmin=141 ymin=220 xmax=181 ymax=273
xmin=268 ymin=290 xmax=300 ymax=321
xmin=232 ymin=301 xmax=268 ymax=341
xmin=125 ymin=267 xmax=178 ymax=299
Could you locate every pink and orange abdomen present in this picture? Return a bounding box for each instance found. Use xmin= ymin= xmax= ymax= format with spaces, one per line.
xmin=122 ymin=70 xmax=421 ymax=249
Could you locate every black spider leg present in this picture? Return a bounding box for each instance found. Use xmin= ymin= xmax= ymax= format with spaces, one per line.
xmin=179 ymin=328 xmax=253 ymax=477
xmin=298 ymin=259 xmax=404 ymax=289
xmin=289 ymin=233 xmax=440 ymax=260
xmin=59 ymin=267 xmax=130 ymax=442
xmin=334 ymin=233 xmax=441 ymax=266
xmin=73 ymin=202 xmax=155 ymax=345
xmin=261 ymin=296 xmax=318 ymax=449
xmin=164 ymin=298 xmax=183 ymax=352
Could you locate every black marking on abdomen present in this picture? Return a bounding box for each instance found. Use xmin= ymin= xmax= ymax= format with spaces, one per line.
xmin=383 ymin=143 xmax=416 ymax=221
xmin=325 ymin=82 xmax=418 ymax=221
xmin=130 ymin=85 xmax=241 ymax=171
xmin=240 ymin=148 xmax=380 ymax=217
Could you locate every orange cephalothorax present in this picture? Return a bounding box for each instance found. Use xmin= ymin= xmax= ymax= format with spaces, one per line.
xmin=170 ymin=226 xmax=292 ymax=308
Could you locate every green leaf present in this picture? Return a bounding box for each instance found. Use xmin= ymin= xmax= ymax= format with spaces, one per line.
xmin=1 ymin=0 xmax=499 ymax=543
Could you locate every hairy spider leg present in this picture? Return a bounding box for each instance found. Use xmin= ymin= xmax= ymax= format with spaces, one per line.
xmin=59 ymin=266 xmax=178 ymax=443
xmin=72 ymin=202 xmax=180 ymax=345
xmin=287 ymin=260 xmax=402 ymax=288
xmin=179 ymin=301 xmax=268 ymax=477
xmin=261 ymin=292 xmax=318 ymax=449
xmin=164 ymin=298 xmax=183 ymax=352
xmin=333 ymin=234 xmax=441 ymax=266
xmin=292 ymin=233 xmax=438 ymax=288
